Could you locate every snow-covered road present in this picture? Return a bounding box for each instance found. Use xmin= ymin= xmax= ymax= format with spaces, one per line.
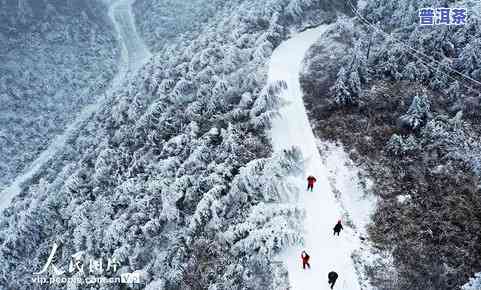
xmin=269 ymin=26 xmax=362 ymax=290
xmin=0 ymin=0 xmax=151 ymax=212
xmin=109 ymin=0 xmax=151 ymax=74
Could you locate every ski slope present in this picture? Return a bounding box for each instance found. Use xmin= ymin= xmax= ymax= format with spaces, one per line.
xmin=269 ymin=26 xmax=362 ymax=290
xmin=0 ymin=0 xmax=151 ymax=212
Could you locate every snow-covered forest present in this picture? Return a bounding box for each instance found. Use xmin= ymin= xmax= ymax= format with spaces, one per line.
xmin=132 ymin=0 xmax=227 ymax=52
xmin=1 ymin=0 xmax=481 ymax=289
xmin=0 ymin=0 xmax=118 ymax=191
xmin=0 ymin=0 xmax=354 ymax=289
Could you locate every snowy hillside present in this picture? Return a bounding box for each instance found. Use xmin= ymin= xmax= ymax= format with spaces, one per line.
xmin=0 ymin=1 xmax=350 ymax=289
xmin=0 ymin=0 xmax=118 ymax=191
xmin=1 ymin=0 xmax=480 ymax=290
xmin=0 ymin=0 xmax=152 ymax=213
xmin=132 ymin=0 xmax=227 ymax=51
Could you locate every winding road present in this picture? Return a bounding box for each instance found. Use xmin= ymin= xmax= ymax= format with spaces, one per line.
xmin=269 ymin=27 xmax=362 ymax=289
xmin=0 ymin=0 xmax=151 ymax=212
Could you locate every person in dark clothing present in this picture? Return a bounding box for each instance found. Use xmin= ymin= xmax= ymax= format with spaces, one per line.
xmin=306 ymin=175 xmax=317 ymax=191
xmin=301 ymin=251 xmax=310 ymax=269
xmin=333 ymin=220 xmax=343 ymax=236
xmin=328 ymin=271 xmax=338 ymax=289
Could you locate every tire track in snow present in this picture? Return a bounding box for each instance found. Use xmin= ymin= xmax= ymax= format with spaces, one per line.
xmin=0 ymin=0 xmax=152 ymax=212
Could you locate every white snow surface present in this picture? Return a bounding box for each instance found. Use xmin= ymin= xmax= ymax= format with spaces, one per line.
xmin=319 ymin=142 xmax=376 ymax=235
xmin=357 ymin=0 xmax=367 ymax=10
xmin=319 ymin=142 xmax=378 ymax=290
xmin=269 ymin=26 xmax=363 ymax=290
xmin=0 ymin=0 xmax=151 ymax=212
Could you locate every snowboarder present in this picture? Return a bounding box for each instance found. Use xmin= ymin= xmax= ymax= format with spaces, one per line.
xmin=333 ymin=220 xmax=343 ymax=236
xmin=328 ymin=271 xmax=338 ymax=289
xmin=301 ymin=250 xmax=310 ymax=269
xmin=306 ymin=175 xmax=317 ymax=191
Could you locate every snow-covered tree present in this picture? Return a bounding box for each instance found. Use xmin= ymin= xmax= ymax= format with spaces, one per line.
xmin=332 ymin=67 xmax=353 ymax=105
xmin=250 ymin=81 xmax=285 ymax=129
xmin=459 ymin=38 xmax=481 ymax=80
xmin=400 ymin=94 xmax=431 ymax=130
xmin=386 ymin=134 xmax=419 ymax=156
xmin=462 ymin=273 xmax=481 ymax=290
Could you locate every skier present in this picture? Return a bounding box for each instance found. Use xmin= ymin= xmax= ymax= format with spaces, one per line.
xmin=306 ymin=175 xmax=317 ymax=191
xmin=333 ymin=220 xmax=343 ymax=236
xmin=301 ymin=250 xmax=310 ymax=269
xmin=328 ymin=271 xmax=338 ymax=289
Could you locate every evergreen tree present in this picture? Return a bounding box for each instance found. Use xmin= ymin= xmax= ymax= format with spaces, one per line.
xmin=386 ymin=134 xmax=419 ymax=156
xmin=332 ymin=67 xmax=353 ymax=105
xmin=400 ymin=95 xmax=431 ymax=130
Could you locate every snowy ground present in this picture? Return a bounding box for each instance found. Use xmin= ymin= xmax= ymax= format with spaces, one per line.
xmin=319 ymin=142 xmax=378 ymax=289
xmin=269 ymin=26 xmax=374 ymax=290
xmin=319 ymin=142 xmax=376 ymax=235
xmin=0 ymin=0 xmax=151 ymax=212
xmin=110 ymin=0 xmax=151 ymax=74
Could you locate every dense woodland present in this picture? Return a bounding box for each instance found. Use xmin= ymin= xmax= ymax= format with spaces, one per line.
xmin=132 ymin=0 xmax=228 ymax=52
xmin=4 ymin=0 xmax=480 ymax=289
xmin=0 ymin=0 xmax=118 ymax=191
xmin=132 ymin=0 xmax=353 ymax=52
xmin=0 ymin=0 xmax=352 ymax=289
xmin=301 ymin=0 xmax=481 ymax=289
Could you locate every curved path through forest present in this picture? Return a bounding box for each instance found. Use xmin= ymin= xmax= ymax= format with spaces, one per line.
xmin=269 ymin=26 xmax=362 ymax=290
xmin=0 ymin=0 xmax=151 ymax=212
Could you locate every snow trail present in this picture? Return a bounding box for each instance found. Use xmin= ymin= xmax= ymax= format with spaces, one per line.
xmin=109 ymin=0 xmax=151 ymax=74
xmin=0 ymin=0 xmax=151 ymax=212
xmin=269 ymin=26 xmax=362 ymax=290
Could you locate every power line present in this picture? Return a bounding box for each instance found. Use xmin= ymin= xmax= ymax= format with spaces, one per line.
xmin=346 ymin=0 xmax=481 ymax=93
xmin=351 ymin=9 xmax=471 ymax=92
xmin=347 ymin=0 xmax=481 ymax=87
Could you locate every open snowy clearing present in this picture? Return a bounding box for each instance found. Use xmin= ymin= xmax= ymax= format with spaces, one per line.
xmin=0 ymin=0 xmax=151 ymax=212
xmin=269 ymin=26 xmax=367 ymax=290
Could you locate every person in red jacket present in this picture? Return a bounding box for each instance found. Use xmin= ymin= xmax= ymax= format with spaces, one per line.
xmin=301 ymin=250 xmax=310 ymax=269
xmin=307 ymin=175 xmax=317 ymax=191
